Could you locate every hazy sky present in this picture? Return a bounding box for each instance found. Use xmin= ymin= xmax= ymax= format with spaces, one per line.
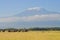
xmin=0 ymin=0 xmax=60 ymax=17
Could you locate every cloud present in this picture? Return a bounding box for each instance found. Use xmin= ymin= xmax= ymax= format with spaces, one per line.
xmin=0 ymin=14 xmax=60 ymax=22
xmin=27 ymin=7 xmax=41 ymax=11
xmin=21 ymin=14 xmax=60 ymax=21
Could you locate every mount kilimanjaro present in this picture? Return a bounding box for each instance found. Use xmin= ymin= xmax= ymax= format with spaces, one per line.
xmin=0 ymin=7 xmax=60 ymax=29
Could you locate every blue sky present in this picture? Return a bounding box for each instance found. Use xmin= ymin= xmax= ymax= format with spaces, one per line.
xmin=0 ymin=0 xmax=60 ymax=17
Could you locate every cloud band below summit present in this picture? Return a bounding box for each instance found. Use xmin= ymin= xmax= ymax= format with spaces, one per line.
xmin=0 ymin=14 xmax=60 ymax=22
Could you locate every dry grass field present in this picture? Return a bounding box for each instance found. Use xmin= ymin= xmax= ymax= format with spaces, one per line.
xmin=0 ymin=31 xmax=60 ymax=40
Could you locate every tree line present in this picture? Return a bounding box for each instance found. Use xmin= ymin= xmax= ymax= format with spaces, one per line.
xmin=0 ymin=27 xmax=60 ymax=32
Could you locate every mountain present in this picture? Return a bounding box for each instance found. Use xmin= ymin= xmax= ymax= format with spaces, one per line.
xmin=0 ymin=7 xmax=60 ymax=29
xmin=15 ymin=8 xmax=60 ymax=17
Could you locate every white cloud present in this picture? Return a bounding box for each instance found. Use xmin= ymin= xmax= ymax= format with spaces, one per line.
xmin=0 ymin=14 xmax=60 ymax=22
xmin=22 ymin=14 xmax=60 ymax=21
xmin=27 ymin=7 xmax=41 ymax=11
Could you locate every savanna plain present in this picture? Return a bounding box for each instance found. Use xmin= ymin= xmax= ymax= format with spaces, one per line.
xmin=0 ymin=31 xmax=60 ymax=40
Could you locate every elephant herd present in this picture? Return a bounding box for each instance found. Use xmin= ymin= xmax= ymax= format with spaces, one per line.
xmin=0 ymin=29 xmax=28 ymax=32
